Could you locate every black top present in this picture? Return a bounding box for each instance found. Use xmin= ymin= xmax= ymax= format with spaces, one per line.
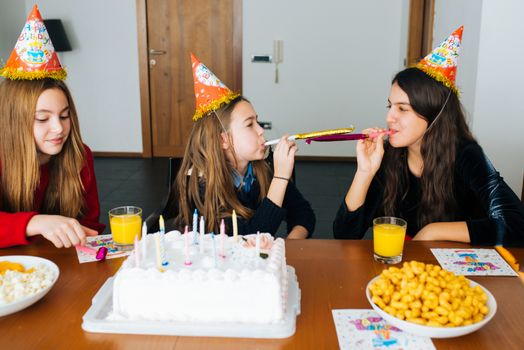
xmin=333 ymin=140 xmax=524 ymax=247
xmin=167 ymin=178 xmax=316 ymax=238
xmin=229 ymin=179 xmax=315 ymax=237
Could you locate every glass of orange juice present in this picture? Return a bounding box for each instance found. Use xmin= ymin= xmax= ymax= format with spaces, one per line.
xmin=109 ymin=206 xmax=142 ymax=250
xmin=373 ymin=216 xmax=407 ymax=264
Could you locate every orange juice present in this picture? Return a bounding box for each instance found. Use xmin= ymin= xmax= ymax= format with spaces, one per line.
xmin=110 ymin=214 xmax=142 ymax=245
xmin=373 ymin=223 xmax=406 ymax=257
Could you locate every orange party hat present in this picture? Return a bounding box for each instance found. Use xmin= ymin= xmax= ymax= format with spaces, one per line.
xmin=191 ymin=53 xmax=239 ymax=121
xmin=416 ymin=26 xmax=463 ymax=94
xmin=0 ymin=5 xmax=66 ymax=80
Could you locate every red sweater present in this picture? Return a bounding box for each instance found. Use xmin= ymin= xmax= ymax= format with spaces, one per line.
xmin=0 ymin=145 xmax=105 ymax=248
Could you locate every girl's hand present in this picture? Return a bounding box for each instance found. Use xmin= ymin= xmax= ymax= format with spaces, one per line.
xmin=356 ymin=128 xmax=386 ymax=175
xmin=26 ymin=214 xmax=98 ymax=248
xmin=272 ymin=134 xmax=297 ymax=180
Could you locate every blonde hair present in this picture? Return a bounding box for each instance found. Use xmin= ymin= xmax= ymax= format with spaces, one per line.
xmin=175 ymin=97 xmax=271 ymax=232
xmin=0 ymin=79 xmax=86 ymax=218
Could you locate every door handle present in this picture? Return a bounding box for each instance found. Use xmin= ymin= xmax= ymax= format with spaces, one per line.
xmin=149 ymin=49 xmax=167 ymax=56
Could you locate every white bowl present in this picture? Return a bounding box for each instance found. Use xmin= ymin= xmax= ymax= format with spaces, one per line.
xmin=0 ymin=255 xmax=59 ymax=317
xmin=366 ymin=275 xmax=497 ymax=338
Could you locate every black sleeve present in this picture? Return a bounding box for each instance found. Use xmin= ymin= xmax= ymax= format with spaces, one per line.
xmin=333 ymin=176 xmax=383 ymax=239
xmin=223 ymin=197 xmax=286 ymax=236
xmin=458 ymin=143 xmax=524 ymax=246
xmin=282 ymin=180 xmax=315 ymax=237
xmin=222 ymin=182 xmax=315 ymax=237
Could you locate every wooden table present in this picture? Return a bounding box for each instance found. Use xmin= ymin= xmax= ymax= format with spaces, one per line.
xmin=1 ymin=239 xmax=523 ymax=349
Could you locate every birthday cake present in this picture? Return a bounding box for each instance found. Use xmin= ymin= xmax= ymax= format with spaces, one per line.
xmin=112 ymin=231 xmax=290 ymax=324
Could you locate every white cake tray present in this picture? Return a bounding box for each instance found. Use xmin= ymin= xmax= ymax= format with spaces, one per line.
xmin=82 ymin=266 xmax=301 ymax=339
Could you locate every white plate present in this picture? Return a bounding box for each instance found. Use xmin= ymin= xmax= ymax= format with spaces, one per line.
xmin=82 ymin=266 xmax=301 ymax=338
xmin=0 ymin=255 xmax=59 ymax=317
xmin=366 ymin=275 xmax=497 ymax=338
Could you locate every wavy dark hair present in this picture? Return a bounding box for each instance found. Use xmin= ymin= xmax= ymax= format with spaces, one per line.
xmin=382 ymin=68 xmax=475 ymax=227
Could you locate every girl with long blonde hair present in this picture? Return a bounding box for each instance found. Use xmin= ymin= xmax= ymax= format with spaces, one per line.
xmin=0 ymin=79 xmax=104 ymax=248
xmin=172 ymin=55 xmax=315 ymax=238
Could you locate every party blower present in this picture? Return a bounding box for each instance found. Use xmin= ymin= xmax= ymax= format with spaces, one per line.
xmin=305 ymin=130 xmax=394 ymax=143
xmin=265 ymin=128 xmax=394 ymax=146
xmin=264 ymin=127 xmax=355 ymax=146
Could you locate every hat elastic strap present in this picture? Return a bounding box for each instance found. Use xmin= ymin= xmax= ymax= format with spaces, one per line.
xmin=425 ymin=90 xmax=452 ymax=135
xmin=212 ymin=110 xmax=228 ymax=134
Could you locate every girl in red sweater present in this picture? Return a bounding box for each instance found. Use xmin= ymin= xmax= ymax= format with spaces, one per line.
xmin=0 ymin=79 xmax=105 ymax=248
xmin=0 ymin=5 xmax=104 ymax=248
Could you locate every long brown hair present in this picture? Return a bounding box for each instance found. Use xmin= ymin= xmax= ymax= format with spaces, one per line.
xmin=175 ymin=96 xmax=271 ymax=232
xmin=382 ymin=68 xmax=475 ymax=227
xmin=0 ymin=79 xmax=86 ymax=218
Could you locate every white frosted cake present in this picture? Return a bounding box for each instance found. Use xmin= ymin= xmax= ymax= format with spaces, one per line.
xmin=112 ymin=231 xmax=290 ymax=324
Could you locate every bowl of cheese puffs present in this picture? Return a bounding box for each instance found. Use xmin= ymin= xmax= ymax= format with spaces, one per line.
xmin=366 ymin=260 xmax=496 ymax=338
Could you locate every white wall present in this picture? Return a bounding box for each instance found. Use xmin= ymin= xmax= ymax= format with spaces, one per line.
xmin=434 ymin=0 xmax=523 ymax=195
xmin=243 ymin=0 xmax=409 ymax=157
xmin=3 ymin=1 xmax=522 ymax=195
xmin=22 ymin=0 xmax=143 ymax=153
xmin=0 ymin=0 xmax=26 ymax=64
xmin=472 ymin=0 xmax=524 ymax=195
xmin=433 ymin=0 xmax=482 ymax=122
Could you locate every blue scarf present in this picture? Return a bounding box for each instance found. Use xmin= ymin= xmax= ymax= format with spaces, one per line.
xmin=232 ymin=162 xmax=255 ymax=192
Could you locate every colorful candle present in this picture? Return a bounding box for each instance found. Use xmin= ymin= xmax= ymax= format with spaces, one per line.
xmin=220 ymin=219 xmax=225 ymax=258
xmin=159 ymin=215 xmax=168 ymax=266
xmin=184 ymin=226 xmax=192 ymax=266
xmin=255 ymin=231 xmax=261 ymax=257
xmin=141 ymin=222 xmax=147 ymax=263
xmin=134 ymin=234 xmax=140 ymax=268
xmin=192 ymin=209 xmax=198 ymax=244
xmin=212 ymin=232 xmax=217 ymax=267
xmin=199 ymin=216 xmax=205 ymax=253
xmin=154 ymin=233 xmax=162 ymax=269
xmin=232 ymin=210 xmax=238 ymax=242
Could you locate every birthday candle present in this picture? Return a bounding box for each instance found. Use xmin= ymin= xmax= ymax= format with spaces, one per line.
xmin=255 ymin=231 xmax=261 ymax=257
xmin=141 ymin=222 xmax=147 ymax=263
xmin=199 ymin=216 xmax=205 ymax=253
xmin=184 ymin=225 xmax=192 ymax=265
xmin=212 ymin=232 xmax=217 ymax=267
xmin=232 ymin=210 xmax=238 ymax=242
xmin=220 ymin=219 xmax=225 ymax=258
xmin=134 ymin=234 xmax=140 ymax=268
xmin=154 ymin=233 xmax=162 ymax=269
xmin=192 ymin=209 xmax=198 ymax=244
xmin=159 ymin=215 xmax=167 ymax=266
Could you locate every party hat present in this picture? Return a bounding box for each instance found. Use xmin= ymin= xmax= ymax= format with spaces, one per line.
xmin=191 ymin=53 xmax=239 ymax=121
xmin=0 ymin=5 xmax=66 ymax=80
xmin=416 ymin=26 xmax=463 ymax=94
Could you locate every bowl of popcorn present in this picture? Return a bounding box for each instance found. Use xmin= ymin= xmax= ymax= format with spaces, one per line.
xmin=0 ymin=256 xmax=59 ymax=317
xmin=366 ymin=261 xmax=496 ymax=338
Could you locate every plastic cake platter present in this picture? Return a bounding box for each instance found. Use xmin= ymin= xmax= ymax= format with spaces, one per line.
xmin=82 ymin=266 xmax=301 ymax=338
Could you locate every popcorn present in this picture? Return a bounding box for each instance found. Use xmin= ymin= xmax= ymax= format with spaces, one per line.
xmin=0 ymin=264 xmax=57 ymax=304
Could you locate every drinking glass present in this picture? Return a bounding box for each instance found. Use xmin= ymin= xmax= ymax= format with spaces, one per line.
xmin=373 ymin=216 xmax=407 ymax=264
xmin=109 ymin=206 xmax=142 ymax=251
